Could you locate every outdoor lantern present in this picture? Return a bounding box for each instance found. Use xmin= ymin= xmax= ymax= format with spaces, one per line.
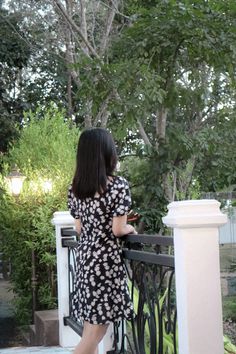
xmin=6 ymin=166 xmax=26 ymax=196
xmin=42 ymin=180 xmax=53 ymax=193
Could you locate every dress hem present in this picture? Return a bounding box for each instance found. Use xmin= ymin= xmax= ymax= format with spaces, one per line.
xmin=73 ymin=314 xmax=135 ymax=325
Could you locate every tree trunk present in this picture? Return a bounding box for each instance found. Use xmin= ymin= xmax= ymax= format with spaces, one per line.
xmin=67 ymin=72 xmax=73 ymax=117
xmin=156 ymin=106 xmax=168 ymax=140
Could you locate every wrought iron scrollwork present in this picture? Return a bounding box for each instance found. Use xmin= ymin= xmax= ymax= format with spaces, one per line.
xmin=68 ymin=243 xmax=77 ymax=317
xmin=61 ymin=229 xmax=83 ymax=335
xmin=113 ymin=234 xmax=177 ymax=354
xmin=61 ymin=229 xmax=177 ymax=353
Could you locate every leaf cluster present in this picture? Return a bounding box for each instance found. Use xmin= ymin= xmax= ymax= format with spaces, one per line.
xmin=0 ymin=8 xmax=30 ymax=68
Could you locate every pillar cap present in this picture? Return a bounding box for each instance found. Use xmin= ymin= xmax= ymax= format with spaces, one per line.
xmin=162 ymin=199 xmax=227 ymax=228
xmin=52 ymin=211 xmax=74 ymax=226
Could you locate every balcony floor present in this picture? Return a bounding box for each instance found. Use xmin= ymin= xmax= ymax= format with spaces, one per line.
xmin=0 ymin=347 xmax=73 ymax=353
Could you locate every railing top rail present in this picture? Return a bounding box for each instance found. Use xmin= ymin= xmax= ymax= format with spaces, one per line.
xmin=61 ymin=228 xmax=173 ymax=246
xmin=61 ymin=228 xmax=77 ymax=237
xmin=123 ymin=249 xmax=175 ymax=267
xmin=62 ymin=238 xmax=174 ymax=266
xmin=125 ymin=234 xmax=173 ymax=246
xmin=62 ymin=239 xmax=78 ymax=248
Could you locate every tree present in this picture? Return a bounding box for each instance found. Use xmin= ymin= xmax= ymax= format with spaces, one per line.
xmin=96 ymin=0 xmax=236 ymax=229
xmin=2 ymin=0 xmax=236 ymax=231
xmin=106 ymin=1 xmax=236 ymax=197
xmin=0 ymin=6 xmax=30 ymax=153
xmin=6 ymin=0 xmax=125 ymax=126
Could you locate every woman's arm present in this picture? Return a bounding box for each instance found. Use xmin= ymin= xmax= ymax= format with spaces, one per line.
xmin=74 ymin=218 xmax=82 ymax=235
xmin=112 ymin=214 xmax=136 ymax=237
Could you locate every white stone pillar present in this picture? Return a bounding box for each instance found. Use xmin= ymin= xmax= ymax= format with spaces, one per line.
xmin=162 ymin=200 xmax=227 ymax=354
xmin=52 ymin=211 xmax=80 ymax=347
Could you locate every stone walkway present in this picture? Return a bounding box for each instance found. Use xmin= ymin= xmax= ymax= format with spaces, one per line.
xmin=0 ymin=279 xmax=14 ymax=318
xmin=0 ymin=279 xmax=23 ymax=349
xmin=0 ymin=347 xmax=73 ymax=354
xmin=0 ymin=280 xmax=74 ymax=353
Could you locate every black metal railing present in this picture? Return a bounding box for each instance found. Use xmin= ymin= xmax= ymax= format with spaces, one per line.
xmin=61 ymin=228 xmax=177 ymax=354
xmin=62 ymin=229 xmax=84 ymax=337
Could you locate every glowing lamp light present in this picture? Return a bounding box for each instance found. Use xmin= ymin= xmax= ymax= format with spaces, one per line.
xmin=7 ymin=167 xmax=26 ymax=196
xmin=43 ymin=180 xmax=53 ymax=193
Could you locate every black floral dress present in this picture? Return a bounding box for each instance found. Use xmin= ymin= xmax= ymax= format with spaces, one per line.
xmin=67 ymin=176 xmax=134 ymax=325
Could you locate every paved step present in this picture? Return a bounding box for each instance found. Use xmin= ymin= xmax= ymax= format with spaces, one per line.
xmin=0 ymin=347 xmax=73 ymax=354
xmin=29 ymin=325 xmax=37 ymax=346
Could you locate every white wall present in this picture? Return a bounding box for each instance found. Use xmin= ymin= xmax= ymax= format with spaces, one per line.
xmin=219 ymin=207 xmax=236 ymax=244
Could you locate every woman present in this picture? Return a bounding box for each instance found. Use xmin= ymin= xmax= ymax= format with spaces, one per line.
xmin=68 ymin=128 xmax=136 ymax=354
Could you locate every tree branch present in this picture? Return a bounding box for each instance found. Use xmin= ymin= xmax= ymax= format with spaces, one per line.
xmin=0 ymin=12 xmax=33 ymax=49
xmin=155 ymin=40 xmax=183 ymax=140
xmin=93 ymin=91 xmax=114 ymax=126
xmin=163 ymin=173 xmax=173 ymax=202
xmin=165 ymin=39 xmax=185 ymax=91
xmin=100 ymin=0 xmax=130 ymax=20
xmin=156 ymin=107 xmax=168 ymax=139
xmin=64 ymin=0 xmax=81 ymax=88
xmin=79 ymin=0 xmax=89 ymax=55
xmin=84 ymin=100 xmax=92 ymax=128
xmin=52 ymin=0 xmax=100 ymax=59
xmin=67 ymin=72 xmax=73 ymax=117
xmin=100 ymin=110 xmax=111 ymax=127
xmin=137 ymin=119 xmax=152 ymax=146
xmin=99 ymin=0 xmax=119 ymax=56
xmin=90 ymin=1 xmax=101 ymax=50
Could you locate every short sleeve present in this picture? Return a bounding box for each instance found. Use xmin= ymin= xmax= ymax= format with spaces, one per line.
xmin=67 ymin=186 xmax=80 ymax=219
xmin=112 ymin=178 xmax=131 ymax=217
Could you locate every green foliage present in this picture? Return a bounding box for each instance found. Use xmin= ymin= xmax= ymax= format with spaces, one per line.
xmin=0 ymin=8 xmax=30 ymax=68
xmin=72 ymin=0 xmax=236 ymax=212
xmin=2 ymin=0 xmax=236 ymax=204
xmin=128 ymin=278 xmax=236 ymax=353
xmin=0 ymin=7 xmax=31 ymax=154
xmin=121 ymin=148 xmax=170 ymax=233
xmin=0 ymin=106 xmax=79 ymax=324
xmin=223 ymin=296 xmax=236 ymax=322
xmin=5 ymin=104 xmax=78 ymax=184
xmin=224 ymin=336 xmax=236 ymax=354
xmin=194 ymin=112 xmax=236 ymax=191
xmin=0 ymin=3 xmax=70 ymax=154
xmin=128 ymin=278 xmax=176 ymax=353
xmin=0 ymin=108 xmax=20 ymax=154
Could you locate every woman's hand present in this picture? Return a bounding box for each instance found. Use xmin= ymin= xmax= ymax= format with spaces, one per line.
xmin=130 ymin=227 xmax=138 ymax=234
xmin=112 ymin=215 xmax=137 ymax=237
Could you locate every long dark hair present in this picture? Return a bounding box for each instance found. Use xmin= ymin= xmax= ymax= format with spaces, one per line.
xmin=72 ymin=128 xmax=118 ymax=199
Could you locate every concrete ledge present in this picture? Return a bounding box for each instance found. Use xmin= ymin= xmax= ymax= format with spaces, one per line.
xmin=34 ymin=309 xmax=59 ymax=346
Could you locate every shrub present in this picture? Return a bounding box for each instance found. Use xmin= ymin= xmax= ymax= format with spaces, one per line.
xmin=0 ymin=105 xmax=79 ymax=324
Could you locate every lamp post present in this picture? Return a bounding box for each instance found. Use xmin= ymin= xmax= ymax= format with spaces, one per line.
xmin=6 ymin=166 xmax=26 ymax=197
xmin=6 ymin=166 xmax=37 ymax=322
xmin=3 ymin=167 xmax=26 ymax=280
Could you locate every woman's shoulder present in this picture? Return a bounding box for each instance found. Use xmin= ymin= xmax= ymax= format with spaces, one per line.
xmin=112 ymin=175 xmax=129 ymax=189
xmin=68 ymin=184 xmax=77 ymax=201
xmin=68 ymin=184 xmax=73 ymax=195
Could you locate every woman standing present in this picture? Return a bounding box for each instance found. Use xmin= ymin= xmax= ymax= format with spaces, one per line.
xmin=68 ymin=128 xmax=136 ymax=354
